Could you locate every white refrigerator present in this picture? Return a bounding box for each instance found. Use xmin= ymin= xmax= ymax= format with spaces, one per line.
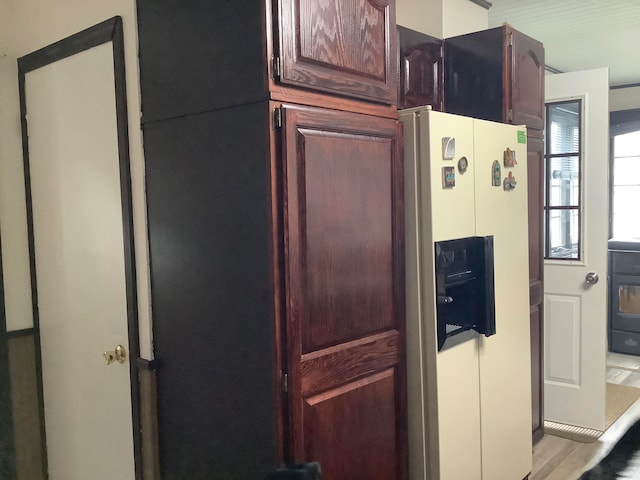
xmin=401 ymin=108 xmax=532 ymax=480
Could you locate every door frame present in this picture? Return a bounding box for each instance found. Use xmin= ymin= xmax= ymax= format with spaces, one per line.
xmin=17 ymin=16 xmax=142 ymax=479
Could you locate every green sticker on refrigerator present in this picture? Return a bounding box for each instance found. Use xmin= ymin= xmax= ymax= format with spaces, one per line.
xmin=517 ymin=130 xmax=526 ymax=144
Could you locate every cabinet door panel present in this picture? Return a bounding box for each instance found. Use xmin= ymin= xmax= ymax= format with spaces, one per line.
xmin=279 ymin=0 xmax=397 ymax=104
xmin=398 ymin=26 xmax=443 ymax=110
xmin=443 ymin=28 xmax=504 ymax=122
xmin=303 ymin=369 xmax=398 ymax=480
xmin=281 ymin=105 xmax=405 ymax=479
xmin=530 ymin=304 xmax=544 ymax=442
xmin=527 ymin=134 xmax=544 ymax=284
xmin=509 ymin=30 xmax=545 ymax=130
xmin=527 ymin=132 xmax=544 ymax=442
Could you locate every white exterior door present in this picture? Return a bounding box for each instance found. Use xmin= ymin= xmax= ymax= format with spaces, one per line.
xmin=25 ymin=42 xmax=136 ymax=479
xmin=544 ymin=68 xmax=609 ymax=431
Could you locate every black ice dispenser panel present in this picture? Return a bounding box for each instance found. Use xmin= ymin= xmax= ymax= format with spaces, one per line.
xmin=435 ymin=236 xmax=495 ymax=350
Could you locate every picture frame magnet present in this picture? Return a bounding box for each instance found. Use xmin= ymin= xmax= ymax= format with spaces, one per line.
xmin=442 ymin=166 xmax=456 ymax=188
xmin=442 ymin=137 xmax=455 ymax=160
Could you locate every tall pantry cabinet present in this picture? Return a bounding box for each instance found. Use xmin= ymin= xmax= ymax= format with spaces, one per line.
xmin=135 ymin=1 xmax=406 ymax=479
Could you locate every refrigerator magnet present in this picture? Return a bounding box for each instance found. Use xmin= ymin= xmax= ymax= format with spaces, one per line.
xmin=442 ymin=137 xmax=455 ymax=160
xmin=503 ymin=147 xmax=517 ymax=167
xmin=457 ymin=156 xmax=468 ymax=174
xmin=492 ymin=160 xmax=501 ymax=186
xmin=442 ymin=166 xmax=456 ymax=188
xmin=503 ymin=171 xmax=517 ymax=191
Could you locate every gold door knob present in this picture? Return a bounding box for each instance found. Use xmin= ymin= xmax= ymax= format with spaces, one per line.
xmin=103 ymin=345 xmax=127 ymax=365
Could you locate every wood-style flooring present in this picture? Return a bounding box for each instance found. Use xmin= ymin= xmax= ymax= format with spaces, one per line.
xmin=531 ymin=352 xmax=640 ymax=479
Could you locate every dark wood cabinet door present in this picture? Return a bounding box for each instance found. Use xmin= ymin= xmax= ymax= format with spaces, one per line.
xmin=527 ymin=133 xmax=544 ymax=288
xmin=527 ymin=132 xmax=545 ymax=442
xmin=278 ymin=0 xmax=398 ymax=105
xmin=508 ymin=28 xmax=545 ymax=131
xmin=397 ymin=26 xmax=443 ymax=110
xmin=280 ymin=104 xmax=406 ymax=479
xmin=443 ymin=27 xmax=505 ymax=123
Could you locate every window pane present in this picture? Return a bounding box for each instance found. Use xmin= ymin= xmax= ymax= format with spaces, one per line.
xmin=614 ymin=131 xmax=640 ymax=157
xmin=548 ymin=208 xmax=579 ymax=259
xmin=613 ymin=156 xmax=640 ymax=186
xmin=612 ymin=185 xmax=640 ymax=239
xmin=549 ymin=156 xmax=579 ymax=206
xmin=548 ymin=102 xmax=580 ymax=154
xmin=544 ymin=100 xmax=582 ymax=260
xmin=619 ymin=286 xmax=640 ymax=314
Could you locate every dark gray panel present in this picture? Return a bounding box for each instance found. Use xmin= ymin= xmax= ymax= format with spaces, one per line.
xmin=143 ymin=101 xmax=279 ymax=479
xmin=444 ymin=27 xmax=504 ymax=122
xmin=136 ymin=0 xmax=269 ymax=122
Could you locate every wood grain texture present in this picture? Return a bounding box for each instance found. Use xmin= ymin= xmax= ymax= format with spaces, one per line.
xmin=137 ymin=1 xmax=406 ymax=476
xmin=301 ymin=129 xmax=394 ymax=350
xmin=303 ymin=369 xmax=398 ymax=480
xmin=269 ymin=86 xmax=399 ymax=118
xmin=397 ymin=25 xmax=443 ymax=110
xmin=280 ymin=0 xmax=397 ymax=104
xmin=281 ymin=104 xmax=405 ymax=479
xmin=299 ymin=0 xmax=386 ymax=78
xmin=300 ymin=330 xmax=400 ymax=394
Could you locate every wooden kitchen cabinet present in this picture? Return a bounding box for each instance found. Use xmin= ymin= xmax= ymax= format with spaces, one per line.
xmin=397 ymin=25 xmax=443 ymax=110
xmin=444 ymin=25 xmax=544 ymax=129
xmin=136 ymin=1 xmax=406 ymax=478
xmin=444 ymin=24 xmax=546 ymax=443
xmin=137 ymin=0 xmax=398 ymax=123
xmin=278 ymin=0 xmax=398 ymax=104
xmin=283 ymin=105 xmax=405 ymax=479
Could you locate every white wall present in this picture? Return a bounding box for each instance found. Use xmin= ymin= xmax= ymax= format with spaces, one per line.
xmin=396 ymin=0 xmax=488 ymax=38
xmin=610 ymin=86 xmax=640 ymax=112
xmin=0 ymin=0 xmax=153 ymax=358
xmin=443 ymin=0 xmax=488 ymax=38
xmin=396 ymin=0 xmax=443 ymax=37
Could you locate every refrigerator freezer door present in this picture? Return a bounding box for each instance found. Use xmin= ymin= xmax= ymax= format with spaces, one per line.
xmin=423 ymin=111 xmax=476 ymax=242
xmin=474 ymin=119 xmax=532 ymax=480
xmin=424 ymin=111 xmax=483 ymax=480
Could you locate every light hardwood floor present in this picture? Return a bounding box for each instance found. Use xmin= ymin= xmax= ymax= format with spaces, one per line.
xmin=531 ymin=352 xmax=640 ymax=479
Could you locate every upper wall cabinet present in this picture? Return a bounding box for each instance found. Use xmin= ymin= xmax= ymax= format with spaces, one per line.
xmin=443 ymin=25 xmax=544 ymax=132
xmin=397 ymin=25 xmax=443 ymax=110
xmin=277 ymin=0 xmax=398 ymax=105
xmin=137 ymin=0 xmax=398 ymax=123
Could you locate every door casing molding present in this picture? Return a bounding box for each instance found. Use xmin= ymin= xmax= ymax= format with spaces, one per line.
xmin=16 ymin=16 xmax=142 ymax=480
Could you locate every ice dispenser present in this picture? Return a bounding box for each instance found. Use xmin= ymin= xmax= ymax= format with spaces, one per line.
xmin=434 ymin=236 xmax=495 ymax=350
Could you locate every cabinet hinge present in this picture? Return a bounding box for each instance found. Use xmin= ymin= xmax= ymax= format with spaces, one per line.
xmin=272 ymin=55 xmax=281 ymax=79
xmin=509 ymin=32 xmax=513 ymax=47
xmin=280 ymin=371 xmax=288 ymax=393
xmin=508 ymin=108 xmax=513 ymax=122
xmin=273 ymin=107 xmax=283 ymax=129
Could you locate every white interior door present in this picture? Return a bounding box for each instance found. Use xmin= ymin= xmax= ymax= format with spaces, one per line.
xmin=544 ymin=68 xmax=609 ymax=430
xmin=25 ymin=42 xmax=136 ymax=479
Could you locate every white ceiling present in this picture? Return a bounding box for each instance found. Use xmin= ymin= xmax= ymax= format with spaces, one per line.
xmin=487 ymin=0 xmax=640 ymax=87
